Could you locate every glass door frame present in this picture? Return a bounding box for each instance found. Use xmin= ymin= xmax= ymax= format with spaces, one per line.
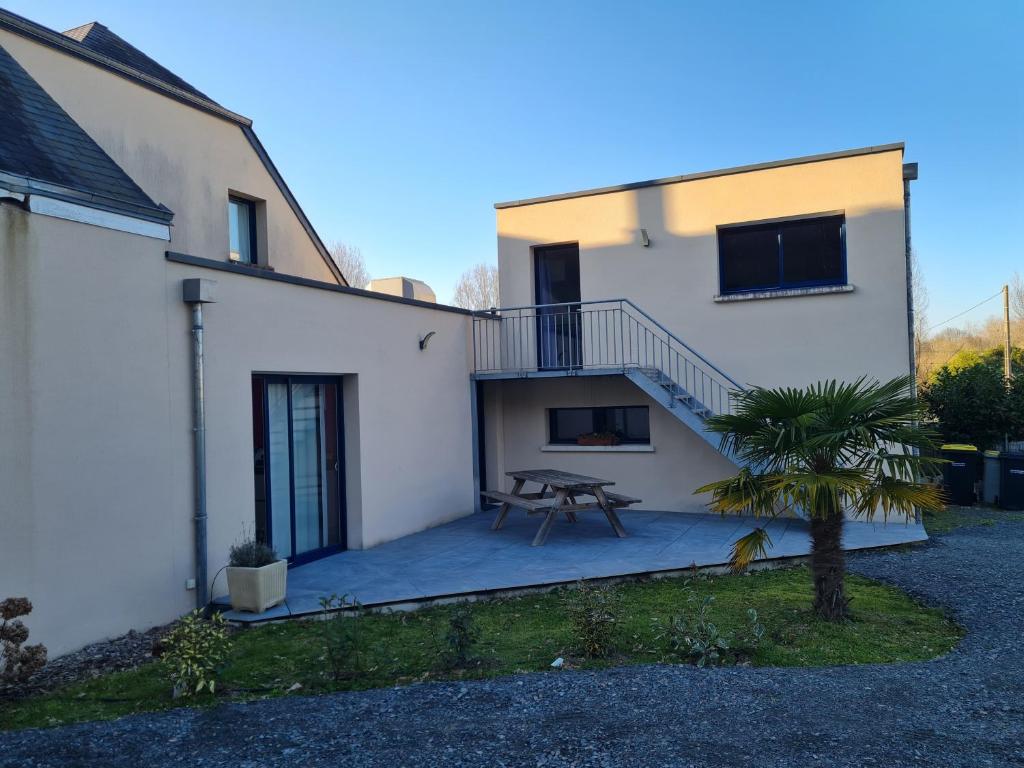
xmin=253 ymin=373 xmax=346 ymax=565
xmin=533 ymin=243 xmax=582 ymax=371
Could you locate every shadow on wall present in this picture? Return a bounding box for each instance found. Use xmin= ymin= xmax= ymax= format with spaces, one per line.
xmin=495 ymin=181 xmax=909 ymax=391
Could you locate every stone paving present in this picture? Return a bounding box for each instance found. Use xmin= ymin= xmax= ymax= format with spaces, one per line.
xmin=220 ymin=509 xmax=926 ymax=622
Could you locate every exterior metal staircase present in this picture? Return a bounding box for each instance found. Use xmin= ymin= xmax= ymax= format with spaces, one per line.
xmin=471 ymin=299 xmax=745 ymax=463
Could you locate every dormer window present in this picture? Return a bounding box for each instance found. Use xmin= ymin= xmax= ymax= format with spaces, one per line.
xmin=228 ymin=195 xmax=257 ymax=264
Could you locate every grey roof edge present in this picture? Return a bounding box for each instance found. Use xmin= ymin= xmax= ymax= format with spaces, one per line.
xmin=0 ymin=170 xmax=174 ymax=224
xmin=0 ymin=8 xmax=252 ymax=127
xmin=494 ymin=142 xmax=906 ymax=210
xmin=241 ymin=126 xmax=348 ymax=287
xmin=166 ymin=251 xmax=469 ymax=315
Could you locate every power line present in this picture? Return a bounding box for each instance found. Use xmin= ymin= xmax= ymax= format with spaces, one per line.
xmin=925 ymin=290 xmax=1002 ymax=333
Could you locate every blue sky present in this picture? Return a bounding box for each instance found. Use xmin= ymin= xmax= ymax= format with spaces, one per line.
xmin=12 ymin=1 xmax=1023 ymax=321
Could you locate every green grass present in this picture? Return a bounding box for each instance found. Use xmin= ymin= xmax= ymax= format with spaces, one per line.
xmin=923 ymin=505 xmax=1024 ymax=534
xmin=0 ymin=565 xmax=963 ymax=731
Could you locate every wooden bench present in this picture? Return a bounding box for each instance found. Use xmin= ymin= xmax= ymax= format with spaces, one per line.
xmin=480 ymin=490 xmax=554 ymax=513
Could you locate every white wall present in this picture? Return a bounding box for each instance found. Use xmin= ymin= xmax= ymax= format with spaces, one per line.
xmin=483 ymin=376 xmax=736 ymax=511
xmin=0 ymin=207 xmax=475 ymax=657
xmin=496 ymin=148 xmax=911 ymax=389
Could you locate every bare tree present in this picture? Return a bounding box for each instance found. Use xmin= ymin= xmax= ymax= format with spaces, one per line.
xmin=1012 ymin=272 xmax=1024 ymax=321
xmin=329 ymin=241 xmax=370 ymax=289
xmin=911 ymin=250 xmax=931 ymax=381
xmin=452 ymin=263 xmax=499 ymax=310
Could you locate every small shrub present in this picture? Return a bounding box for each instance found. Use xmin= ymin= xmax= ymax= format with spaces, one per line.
xmin=561 ymin=581 xmax=618 ymax=658
xmin=0 ymin=597 xmax=47 ymax=685
xmin=162 ymin=610 xmax=232 ymax=697
xmin=440 ymin=606 xmax=481 ymax=668
xmin=661 ymin=593 xmax=765 ymax=667
xmin=229 ymin=539 xmax=279 ymax=568
xmin=317 ymin=594 xmax=366 ymax=681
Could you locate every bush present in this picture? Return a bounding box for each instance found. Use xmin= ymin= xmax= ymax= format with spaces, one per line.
xmin=162 ymin=610 xmax=232 ymax=697
xmin=561 ymin=582 xmax=618 ymax=658
xmin=317 ymin=594 xmax=366 ymax=681
xmin=921 ymin=347 xmax=1024 ymax=448
xmin=440 ymin=606 xmax=481 ymax=669
xmin=228 ymin=539 xmax=279 ymax=568
xmin=661 ymin=592 xmax=764 ymax=667
xmin=0 ymin=597 xmax=47 ymax=685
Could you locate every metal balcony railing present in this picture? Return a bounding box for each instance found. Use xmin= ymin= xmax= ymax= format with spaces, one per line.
xmin=471 ymin=299 xmax=744 ymax=418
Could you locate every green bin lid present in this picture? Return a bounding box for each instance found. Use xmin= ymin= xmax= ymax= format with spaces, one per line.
xmin=941 ymin=443 xmax=978 ymax=451
xmin=984 ymin=450 xmax=1001 ymax=457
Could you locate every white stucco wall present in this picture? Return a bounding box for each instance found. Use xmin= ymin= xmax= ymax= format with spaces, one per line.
xmin=0 ymin=206 xmax=475 ymax=658
xmin=496 ymin=147 xmax=911 ymax=389
xmin=486 ymin=148 xmax=912 ymax=513
xmin=481 ymin=376 xmax=736 ymax=511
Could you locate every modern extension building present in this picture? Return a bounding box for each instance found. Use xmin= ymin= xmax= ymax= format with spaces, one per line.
xmin=0 ymin=8 xmax=918 ymax=657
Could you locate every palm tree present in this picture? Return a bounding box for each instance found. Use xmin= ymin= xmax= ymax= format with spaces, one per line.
xmin=696 ymin=376 xmax=944 ymax=621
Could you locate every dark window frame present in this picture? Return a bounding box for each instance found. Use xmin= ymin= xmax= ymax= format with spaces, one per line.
xmin=717 ymin=214 xmax=847 ymax=295
xmin=228 ymin=195 xmax=259 ymax=265
xmin=548 ymin=406 xmax=651 ymax=445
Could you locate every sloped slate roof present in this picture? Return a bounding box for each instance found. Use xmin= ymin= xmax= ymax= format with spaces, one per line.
xmin=62 ymin=21 xmax=213 ymax=103
xmin=0 ymin=41 xmax=171 ymax=223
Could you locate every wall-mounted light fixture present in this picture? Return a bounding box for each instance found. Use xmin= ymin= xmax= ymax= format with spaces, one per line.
xmin=640 ymin=228 xmax=650 ymax=247
xmin=419 ymin=331 xmax=436 ymax=350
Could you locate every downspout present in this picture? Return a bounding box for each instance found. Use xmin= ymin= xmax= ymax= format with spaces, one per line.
xmin=182 ymin=279 xmax=217 ymax=609
xmin=902 ymin=163 xmax=921 ymax=524
xmin=903 ymin=162 xmax=919 ymax=390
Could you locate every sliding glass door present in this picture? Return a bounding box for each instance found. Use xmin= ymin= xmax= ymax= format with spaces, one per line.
xmin=253 ymin=375 xmax=344 ymax=563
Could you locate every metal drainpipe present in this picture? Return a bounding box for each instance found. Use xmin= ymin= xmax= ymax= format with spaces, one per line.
xmin=902 ymin=163 xmax=921 ymax=524
xmin=182 ymin=279 xmax=217 ymax=609
xmin=903 ymin=162 xmax=919 ymax=391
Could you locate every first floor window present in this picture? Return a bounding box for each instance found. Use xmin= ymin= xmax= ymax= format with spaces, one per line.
xmin=228 ymin=196 xmax=257 ymax=263
xmin=718 ymin=214 xmax=846 ymax=294
xmin=548 ymin=406 xmax=650 ymax=445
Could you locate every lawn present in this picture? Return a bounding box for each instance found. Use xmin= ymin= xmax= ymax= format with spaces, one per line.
xmin=1 ymin=565 xmax=962 ymax=731
xmin=923 ymin=505 xmax=1024 ymax=534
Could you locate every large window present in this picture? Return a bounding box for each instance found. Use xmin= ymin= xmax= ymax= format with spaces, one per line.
xmin=548 ymin=406 xmax=650 ymax=445
xmin=228 ymin=196 xmax=257 ymax=264
xmin=717 ymin=214 xmax=846 ymax=295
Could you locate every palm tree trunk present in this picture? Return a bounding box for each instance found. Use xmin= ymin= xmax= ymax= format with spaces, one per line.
xmin=810 ymin=505 xmax=849 ymax=620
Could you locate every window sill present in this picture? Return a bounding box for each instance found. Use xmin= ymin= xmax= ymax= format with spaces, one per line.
xmin=713 ymin=284 xmax=854 ymax=303
xmin=541 ymin=444 xmax=655 ymax=453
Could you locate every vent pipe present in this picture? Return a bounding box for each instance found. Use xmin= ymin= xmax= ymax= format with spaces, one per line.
xmin=182 ymin=278 xmax=217 ymax=609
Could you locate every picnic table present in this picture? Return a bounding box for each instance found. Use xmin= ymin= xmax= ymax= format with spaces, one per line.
xmin=481 ymin=469 xmax=641 ymax=546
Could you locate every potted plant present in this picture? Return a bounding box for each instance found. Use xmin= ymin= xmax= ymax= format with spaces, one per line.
xmin=576 ymin=431 xmax=622 ymax=447
xmin=226 ymin=539 xmax=287 ymax=613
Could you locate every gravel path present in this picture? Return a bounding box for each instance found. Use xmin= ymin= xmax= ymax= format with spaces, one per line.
xmin=4 ymin=515 xmax=1022 ymax=768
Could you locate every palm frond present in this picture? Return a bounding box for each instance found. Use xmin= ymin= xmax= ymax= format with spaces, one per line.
xmin=695 ymin=468 xmax=782 ymax=517
xmin=854 ymin=476 xmax=946 ymax=521
xmin=729 ymin=527 xmax=773 ymax=572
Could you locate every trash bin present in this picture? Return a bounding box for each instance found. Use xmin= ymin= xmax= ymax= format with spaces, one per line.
xmin=999 ymin=453 xmax=1024 ymax=511
xmin=983 ymin=450 xmax=1001 ymax=505
xmin=941 ymin=444 xmax=980 ymax=506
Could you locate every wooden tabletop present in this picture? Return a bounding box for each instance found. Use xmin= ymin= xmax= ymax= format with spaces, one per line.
xmin=505 ymin=468 xmax=615 ymax=489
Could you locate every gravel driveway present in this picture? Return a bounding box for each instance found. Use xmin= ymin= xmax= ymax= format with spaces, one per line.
xmin=4 ymin=514 xmax=1022 ymax=768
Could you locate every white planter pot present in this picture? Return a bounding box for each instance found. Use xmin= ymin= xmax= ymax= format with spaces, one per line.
xmin=226 ymin=559 xmax=287 ymax=613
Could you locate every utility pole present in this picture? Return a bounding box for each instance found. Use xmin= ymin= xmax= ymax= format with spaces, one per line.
xmin=1004 ymin=284 xmax=1013 ymax=386
xmin=1004 ymin=284 xmax=1012 ymax=453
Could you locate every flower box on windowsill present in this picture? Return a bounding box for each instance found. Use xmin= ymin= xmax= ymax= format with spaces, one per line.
xmin=576 ymin=433 xmax=621 ymax=447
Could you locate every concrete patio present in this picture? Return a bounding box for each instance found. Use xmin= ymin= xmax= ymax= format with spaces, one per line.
xmin=218 ymin=509 xmax=927 ymax=623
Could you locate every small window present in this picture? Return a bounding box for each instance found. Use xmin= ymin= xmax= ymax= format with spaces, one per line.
xmin=718 ymin=214 xmax=845 ymax=295
xmin=548 ymin=406 xmax=650 ymax=445
xmin=228 ymin=196 xmax=257 ymax=264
